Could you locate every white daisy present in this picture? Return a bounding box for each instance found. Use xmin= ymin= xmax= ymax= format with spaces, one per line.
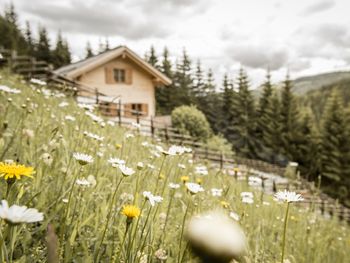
xmin=274 ymin=190 xmax=304 ymax=203
xmin=58 ymin=102 xmax=69 ymax=107
xmin=195 ymin=165 xmax=208 ymax=176
xmin=108 ymin=157 xmax=125 ymax=165
xmin=73 ymin=152 xmax=94 ymax=165
xmin=143 ymin=191 xmax=163 ymax=206
xmin=118 ymin=164 xmax=135 ymax=177
xmin=211 ymin=188 xmax=223 ymax=197
xmin=241 ymin=197 xmax=254 ymax=204
xmin=76 ymin=178 xmax=91 ymax=186
xmin=137 ymin=162 xmax=144 ymax=169
xmin=185 ymin=183 xmax=204 ymax=194
xmin=65 ymin=115 xmax=76 ymax=121
xmin=0 ymin=85 xmax=21 ymax=94
xmin=169 ymin=183 xmax=180 ymax=189
xmin=0 ymin=200 xmax=43 ymax=224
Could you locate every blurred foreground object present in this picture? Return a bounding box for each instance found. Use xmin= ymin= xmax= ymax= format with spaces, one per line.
xmin=186 ymin=211 xmax=247 ymax=263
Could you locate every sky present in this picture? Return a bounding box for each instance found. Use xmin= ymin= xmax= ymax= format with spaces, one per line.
xmin=1 ymin=0 xmax=350 ymax=87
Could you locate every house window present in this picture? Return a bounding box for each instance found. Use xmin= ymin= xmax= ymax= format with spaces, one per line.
xmin=124 ymin=103 xmax=149 ymax=117
xmin=113 ymin=69 xmax=126 ymax=83
xmin=131 ymin=103 xmax=143 ymax=116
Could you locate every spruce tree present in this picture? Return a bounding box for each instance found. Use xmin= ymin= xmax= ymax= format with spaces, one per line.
xmin=147 ymin=45 xmax=159 ymax=68
xmin=52 ymin=31 xmax=71 ymax=68
xmin=191 ymin=60 xmax=205 ymax=99
xmin=155 ymin=47 xmax=173 ymax=114
xmin=256 ymin=70 xmax=274 ymax=160
xmin=221 ymin=73 xmax=237 ymax=140
xmin=35 ymin=26 xmax=52 ymax=63
xmin=233 ymin=68 xmax=258 ymax=158
xmin=321 ymin=92 xmax=350 ymax=200
xmin=280 ymin=72 xmax=300 ymax=161
xmin=24 ymin=21 xmax=34 ymax=56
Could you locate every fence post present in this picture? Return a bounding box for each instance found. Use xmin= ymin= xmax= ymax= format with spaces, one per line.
xmin=164 ymin=126 xmax=169 ymax=143
xmin=95 ymin=88 xmax=99 ymax=105
xmin=136 ymin=111 xmax=140 ymax=124
xmin=151 ymin=117 xmax=155 ymax=138
xmin=118 ymin=100 xmax=122 ymax=126
xmin=205 ymin=146 xmax=208 ymax=159
xmin=321 ymin=200 xmax=325 ymax=215
xmin=220 ymin=152 xmax=224 ymax=170
xmin=272 ymin=180 xmax=277 ymax=193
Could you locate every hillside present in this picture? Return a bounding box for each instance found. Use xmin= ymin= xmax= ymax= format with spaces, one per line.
xmin=0 ymin=69 xmax=349 ymax=262
xmin=253 ymin=71 xmax=350 ymax=97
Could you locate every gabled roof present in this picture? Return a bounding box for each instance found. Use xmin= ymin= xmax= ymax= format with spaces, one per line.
xmin=54 ymin=45 xmax=172 ymax=86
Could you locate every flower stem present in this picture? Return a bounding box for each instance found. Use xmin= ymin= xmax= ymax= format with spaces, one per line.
xmin=281 ymin=202 xmax=290 ymax=263
xmin=94 ymin=176 xmax=124 ymax=262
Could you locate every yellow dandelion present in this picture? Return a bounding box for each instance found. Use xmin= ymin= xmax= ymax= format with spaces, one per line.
xmin=159 ymin=173 xmax=165 ymax=179
xmin=0 ymin=162 xmax=35 ymax=180
xmin=122 ymin=205 xmax=140 ymax=219
xmin=220 ymin=201 xmax=230 ymax=209
xmin=180 ymin=176 xmax=189 ymax=183
xmin=196 ymin=178 xmax=203 ymax=185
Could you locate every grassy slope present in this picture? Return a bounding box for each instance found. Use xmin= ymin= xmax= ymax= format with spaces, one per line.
xmin=0 ymin=69 xmax=349 ymax=263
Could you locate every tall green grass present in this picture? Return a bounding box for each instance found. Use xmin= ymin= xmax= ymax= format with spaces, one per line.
xmin=0 ymin=69 xmax=349 ymax=262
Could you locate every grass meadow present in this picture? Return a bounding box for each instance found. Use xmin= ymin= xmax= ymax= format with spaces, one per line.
xmin=0 ymin=68 xmax=349 ymax=262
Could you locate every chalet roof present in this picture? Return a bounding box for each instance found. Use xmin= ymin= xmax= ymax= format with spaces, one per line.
xmin=54 ymin=45 xmax=172 ymax=86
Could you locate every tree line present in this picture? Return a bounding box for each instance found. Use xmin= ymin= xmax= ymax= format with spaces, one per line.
xmin=0 ymin=4 xmax=71 ymax=68
xmin=145 ymin=46 xmax=350 ymax=206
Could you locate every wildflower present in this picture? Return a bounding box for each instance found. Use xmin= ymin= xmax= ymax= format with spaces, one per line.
xmin=73 ymin=152 xmax=94 ymax=165
xmin=0 ymin=85 xmax=21 ymax=94
xmin=122 ymin=205 xmax=140 ymax=219
xmin=240 ymin=192 xmax=253 ymax=199
xmin=195 ymin=165 xmax=208 ymax=175
xmin=143 ymin=191 xmax=163 ymax=206
xmin=169 ymin=183 xmax=180 ymax=189
xmin=178 ymin=164 xmax=186 ymax=169
xmin=30 ymin=78 xmax=46 ymax=86
xmin=125 ymin=133 xmax=135 ymax=139
xmin=211 ymin=188 xmax=223 ymax=197
xmin=196 ymin=178 xmax=203 ymax=185
xmin=84 ymin=131 xmax=104 ymax=141
xmin=185 ymin=183 xmax=204 ymax=194
xmin=108 ymin=157 xmax=125 ymax=166
xmin=118 ymin=165 xmax=135 ymax=176
xmin=241 ymin=197 xmax=254 ymax=204
xmin=221 ymin=201 xmax=230 ymax=209
xmin=65 ymin=115 xmax=76 ymax=121
xmin=119 ymin=193 xmax=134 ymax=203
xmin=23 ymin=129 xmax=34 ymax=138
xmin=154 ymin=248 xmax=167 ymax=261
xmin=0 ymin=162 xmax=35 ymax=180
xmin=115 ymin=143 xmax=122 ymax=150
xmin=0 ymin=200 xmax=43 ymax=225
xmin=147 ymin=164 xmax=155 ymax=169
xmin=76 ymin=178 xmax=91 ymax=186
xmin=41 ymin=153 xmax=53 ymax=166
xmin=137 ymin=162 xmax=144 ymax=170
xmin=180 ymin=176 xmax=189 ymax=183
xmin=62 ymin=198 xmax=68 ymax=203
xmin=85 ymin=175 xmax=96 ymax=187
xmin=186 ymin=211 xmax=246 ymax=263
xmin=274 ymin=190 xmax=304 ymax=203
xmin=229 ymin=212 xmax=240 ymax=221
xmin=58 ymin=102 xmax=69 ymax=107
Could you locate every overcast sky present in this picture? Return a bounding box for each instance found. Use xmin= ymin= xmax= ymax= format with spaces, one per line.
xmin=1 ymin=0 xmax=350 ymax=86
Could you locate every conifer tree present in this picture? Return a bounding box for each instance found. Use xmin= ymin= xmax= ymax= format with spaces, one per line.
xmin=320 ymin=92 xmax=350 ymax=199
xmin=147 ymin=45 xmax=159 ymax=68
xmin=256 ymin=70 xmax=274 ymax=160
xmin=85 ymin=41 xmax=94 ymax=58
xmin=233 ymin=68 xmax=258 ymax=157
xmin=173 ymin=48 xmax=193 ymax=106
xmin=221 ymin=73 xmax=237 ymax=140
xmin=24 ymin=21 xmax=34 ymax=56
xmin=52 ymin=31 xmax=71 ymax=68
xmin=35 ymin=26 xmax=52 ymax=63
xmin=155 ymin=47 xmax=173 ymax=114
xmin=280 ymin=72 xmax=300 ymax=160
xmin=104 ymin=38 xmax=110 ymax=51
xmin=191 ymin=60 xmax=205 ymax=99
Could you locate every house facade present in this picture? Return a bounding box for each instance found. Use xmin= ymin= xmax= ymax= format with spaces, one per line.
xmin=54 ymin=46 xmax=171 ymax=118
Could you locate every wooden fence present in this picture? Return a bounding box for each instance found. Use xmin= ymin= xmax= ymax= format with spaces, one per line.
xmin=1 ymin=47 xmax=349 ymax=221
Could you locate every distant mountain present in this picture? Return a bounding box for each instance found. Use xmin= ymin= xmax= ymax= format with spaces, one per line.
xmin=253 ymin=71 xmax=350 ymax=97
